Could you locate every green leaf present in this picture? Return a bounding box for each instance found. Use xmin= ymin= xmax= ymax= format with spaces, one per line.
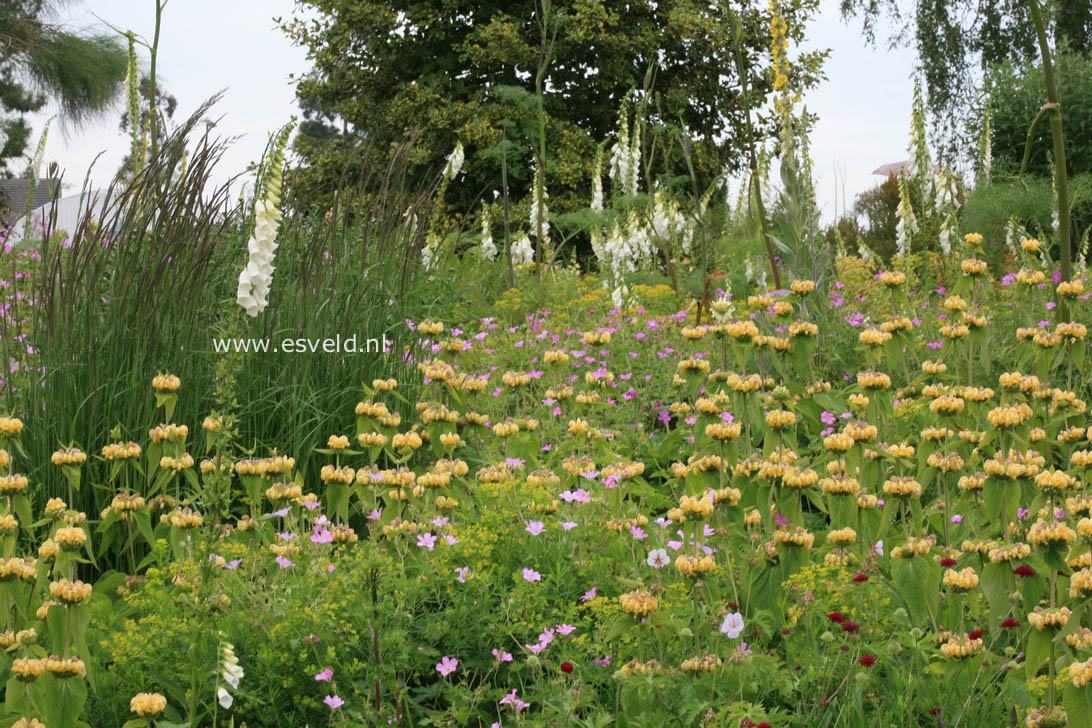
xmin=1025 ymin=628 xmax=1051 ymax=680
xmin=1064 ymin=682 xmax=1092 ymax=727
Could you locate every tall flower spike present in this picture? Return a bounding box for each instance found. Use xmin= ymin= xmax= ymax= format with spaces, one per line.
xmin=908 ymin=79 xmax=933 ymax=205
xmin=511 ymin=233 xmax=534 ymax=266
xmin=590 ymin=146 xmax=604 ymax=212
xmin=894 ymin=170 xmax=918 ymax=258
xmin=480 ymin=205 xmax=496 ymax=262
xmin=24 ymin=119 xmax=51 ymax=240
xmin=443 ymin=142 xmax=464 ymax=181
xmin=236 ymin=121 xmax=294 ymax=317
xmin=530 ymin=163 xmax=550 ymax=248
xmin=609 ymin=99 xmax=631 ymax=193
xmin=126 ymin=32 xmax=145 ymax=177
xmin=976 ymin=98 xmax=992 ymax=187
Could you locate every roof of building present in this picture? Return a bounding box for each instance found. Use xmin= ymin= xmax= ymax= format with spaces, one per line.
xmin=0 ymin=178 xmax=60 ymax=227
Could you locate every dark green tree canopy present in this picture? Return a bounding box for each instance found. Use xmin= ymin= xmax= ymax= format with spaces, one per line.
xmin=839 ymin=0 xmax=1091 ymax=157
xmin=0 ymin=0 xmax=127 ymax=175
xmin=280 ymin=0 xmax=826 ymax=213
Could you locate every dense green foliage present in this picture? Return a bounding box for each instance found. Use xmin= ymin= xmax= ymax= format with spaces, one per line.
xmin=0 ymin=0 xmax=127 ymax=175
xmin=984 ymin=51 xmax=1092 ymax=179
xmin=279 ymin=0 xmax=827 ymax=214
xmin=839 ymin=0 xmax=1092 ymax=155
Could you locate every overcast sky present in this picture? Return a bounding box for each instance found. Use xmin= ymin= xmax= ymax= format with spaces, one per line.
xmin=26 ymin=0 xmax=918 ymax=223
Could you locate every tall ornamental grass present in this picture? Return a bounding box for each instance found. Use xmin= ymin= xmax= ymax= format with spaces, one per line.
xmin=14 ymin=102 xmax=441 ymax=522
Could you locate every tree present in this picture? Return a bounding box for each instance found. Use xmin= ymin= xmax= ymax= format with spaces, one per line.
xmin=0 ymin=0 xmax=128 ymax=175
xmin=838 ymin=0 xmax=1092 ymax=158
xmin=279 ymin=0 xmax=826 ymax=215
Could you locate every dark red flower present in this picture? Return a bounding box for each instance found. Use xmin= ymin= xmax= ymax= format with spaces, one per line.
xmin=968 ymin=629 xmax=984 ymax=640
xmin=1000 ymin=618 xmax=1021 ymax=629
xmin=827 ymin=611 xmax=846 ymax=623
xmin=859 ymin=654 xmax=876 ymax=667
xmin=728 ymin=602 xmax=739 ymax=610
xmin=757 ymin=723 xmax=772 ymax=728
xmin=1013 ymin=564 xmax=1035 ymax=577
xmin=842 ymin=621 xmax=860 ymax=633
xmin=740 ymin=720 xmax=755 ymax=728
xmin=781 ymin=628 xmax=791 ymax=635
xmin=929 ymin=708 xmax=941 ymax=715
xmin=852 ymin=573 xmax=869 ymax=583
xmin=940 ymin=557 xmax=957 ymax=567
xmin=560 ymin=661 xmax=573 ymax=673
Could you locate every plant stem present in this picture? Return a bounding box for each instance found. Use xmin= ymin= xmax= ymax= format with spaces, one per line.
xmin=1027 ymin=0 xmax=1072 ymax=310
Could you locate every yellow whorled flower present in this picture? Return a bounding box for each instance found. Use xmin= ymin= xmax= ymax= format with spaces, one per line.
xmin=790 ymin=279 xmax=815 ymax=295
xmin=883 ymin=476 xmax=922 ymax=498
xmin=1057 ymin=322 xmax=1087 ymax=342
xmin=788 ymin=321 xmax=818 ymax=337
xmin=50 ymin=447 xmax=87 ymax=466
xmin=583 ymin=329 xmax=611 ymax=345
xmin=391 ymin=431 xmax=424 ymax=450
xmin=1027 ymin=606 xmax=1071 ymax=632
xmin=929 ymin=394 xmax=965 ymax=416
xmin=619 ymin=589 xmax=658 ymax=616
xmin=149 ymin=423 xmax=188 ymax=443
xmin=891 ymin=535 xmax=935 ymax=560
xmin=357 ymin=432 xmax=388 ymax=448
xmin=942 ymin=567 xmax=979 ymax=591
xmin=823 ymin=432 xmax=854 ymax=452
xmin=151 ymin=373 xmax=181 ymax=391
xmin=927 ymin=451 xmax=964 ymax=473
xmin=0 ymin=417 xmax=23 ymax=436
xmin=54 ymin=526 xmax=86 ymax=551
xmin=765 ymin=409 xmax=796 ymax=430
xmin=957 ymin=473 xmax=986 ymax=492
xmin=820 ymin=474 xmax=859 ymax=495
xmin=675 ymin=554 xmax=716 ymax=576
xmin=857 ymin=371 xmax=891 ymax=390
xmin=327 ymin=434 xmax=350 ymax=449
xmin=887 ymin=442 xmax=915 ymax=459
xmin=167 ymin=508 xmax=203 ymax=529
xmin=782 ymin=467 xmax=818 ymax=489
xmin=705 ymin=422 xmax=742 ymax=441
xmin=1072 ymin=657 xmax=1092 ymax=687
xmin=922 ymin=359 xmax=947 ymax=375
xmin=0 ymin=473 xmax=28 ymax=495
xmin=963 ymin=232 xmax=983 ymax=246
xmin=679 ymin=494 xmax=714 ymax=518
xmin=960 ymin=258 xmax=987 ymax=276
xmin=131 ymin=692 xmax=168 ymax=716
xmin=827 ymin=527 xmax=856 ymax=545
xmin=49 ymin=578 xmax=92 ymax=605
xmin=416 ymin=319 xmax=444 ymax=335
xmin=1067 ymin=627 xmax=1092 ymax=650
xmin=773 ymin=526 xmax=814 ymax=549
xmin=987 ymin=403 xmax=1033 ymax=429
xmin=939 ymin=635 xmax=983 ymax=658
xmin=160 ymin=454 xmax=194 ymax=471
xmin=1057 ymin=279 xmax=1084 ymax=297
xmin=960 ymin=539 xmax=997 ymax=555
xmin=102 ymin=441 xmax=141 ymax=460
xmin=856 ymin=329 xmax=891 ymax=347
xmin=1035 ymin=469 xmax=1078 ymax=494
xmin=1027 ymin=519 xmax=1076 ymax=548
xmin=681 ymin=654 xmax=722 ymax=673
xmin=44 ymin=655 xmax=86 ymax=679
xmin=879 ymin=270 xmax=905 ymax=286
